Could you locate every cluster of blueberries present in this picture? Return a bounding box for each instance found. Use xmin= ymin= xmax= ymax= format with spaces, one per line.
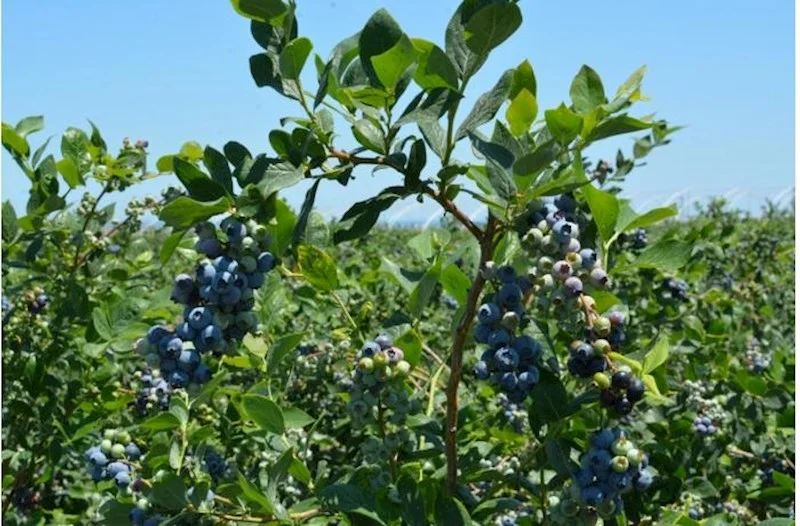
xmin=745 ymin=344 xmax=772 ymax=374
xmin=472 ymin=265 xmax=543 ymax=402
xmin=24 ymin=288 xmax=50 ymax=315
xmin=132 ymin=369 xmax=171 ymax=417
xmin=621 ymin=228 xmax=648 ymax=250
xmin=136 ymin=216 xmax=276 ymax=391
xmin=497 ymin=392 xmax=527 ymax=433
xmin=520 ymin=195 xmax=611 ymax=301
xmin=572 ymin=428 xmax=654 ymax=517
xmin=693 ymin=414 xmax=718 ymax=437
xmin=129 ymin=497 xmax=163 ymax=526
xmin=345 ymin=335 xmax=413 ymax=427
xmin=662 ymin=277 xmax=690 ymax=302
xmin=759 ymin=454 xmax=795 ymax=487
xmin=84 ymin=429 xmax=141 ymax=489
xmin=598 ymin=369 xmax=646 ymax=417
xmin=205 ymin=449 xmax=229 ymax=485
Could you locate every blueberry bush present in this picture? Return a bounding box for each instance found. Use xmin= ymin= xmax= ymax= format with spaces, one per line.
xmin=1 ymin=1 xmax=794 ymax=525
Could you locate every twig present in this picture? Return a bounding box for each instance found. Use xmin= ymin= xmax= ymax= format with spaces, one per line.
xmin=445 ymin=214 xmax=497 ymax=496
xmin=422 ymin=187 xmax=483 ymax=239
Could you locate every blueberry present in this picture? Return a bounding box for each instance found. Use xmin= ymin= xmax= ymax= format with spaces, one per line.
xmin=375 ymin=334 xmax=393 ymax=350
xmin=627 ymin=378 xmax=645 ymax=402
xmin=477 ymin=303 xmax=501 ymax=324
xmin=494 ymin=347 xmax=520 ymax=372
xmin=195 ymin=238 xmax=223 ymax=258
xmin=147 ymin=326 xmax=168 ymax=345
xmin=178 ymin=350 xmax=201 ymax=371
xmin=591 ymin=429 xmax=616 ymax=449
xmin=512 ymin=335 xmax=542 ymax=363
xmin=635 ymin=469 xmax=654 ymax=490
xmin=497 ymin=265 xmax=517 ymax=283
xmin=473 ymin=361 xmax=490 ymax=380
xmin=579 ymin=248 xmax=597 ymax=268
xmin=573 ymin=342 xmax=594 ymax=361
xmin=552 ymin=219 xmax=576 ymax=243
xmin=518 ymin=367 xmax=539 ymax=388
xmin=106 ymin=461 xmax=129 ymax=476
xmin=589 ymin=268 xmax=609 ymax=287
xmin=574 ymin=467 xmax=593 ymax=487
xmin=497 ymin=283 xmax=523 ymax=306
xmin=247 ymin=272 xmax=266 ymax=289
xmin=89 ymin=451 xmax=108 ymax=467
xmin=488 ymin=328 xmax=512 ymax=349
xmin=499 ymin=372 xmax=519 ymax=391
xmin=360 ymin=341 xmax=381 ymax=358
xmin=169 ymin=370 xmax=190 ymax=388
xmin=611 ymin=371 xmax=632 ymax=390
xmin=474 ymin=323 xmax=492 ymax=344
xmin=162 ymin=337 xmax=183 ymax=360
xmin=193 ymin=364 xmax=212 ymax=383
xmin=187 ymin=307 xmax=213 ymax=330
xmin=125 ymin=443 xmax=141 ymax=460
xmin=257 ymin=252 xmax=276 ymax=272
xmin=564 ymin=276 xmax=583 ymax=296
xmin=614 ymin=397 xmax=633 ymax=415
xmin=581 ymin=485 xmax=605 ymax=506
xmin=114 ymin=471 xmax=131 ymax=488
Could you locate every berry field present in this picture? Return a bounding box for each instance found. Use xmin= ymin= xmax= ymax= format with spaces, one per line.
xmin=1 ymin=1 xmax=795 ymax=525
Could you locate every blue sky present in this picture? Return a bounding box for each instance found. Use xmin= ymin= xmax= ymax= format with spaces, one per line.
xmin=2 ymin=1 xmax=794 ymax=222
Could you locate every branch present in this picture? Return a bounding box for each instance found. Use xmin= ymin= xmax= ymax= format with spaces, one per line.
xmin=422 ymin=187 xmax=484 ymax=239
xmin=328 ymin=148 xmax=386 ymax=167
xmin=445 ymin=214 xmax=497 ymax=496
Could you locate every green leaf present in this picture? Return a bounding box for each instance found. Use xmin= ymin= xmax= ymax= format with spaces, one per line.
xmin=409 ymin=259 xmax=442 ymax=317
xmin=2 ymin=123 xmax=29 ymax=158
xmin=15 ymin=116 xmax=44 ymax=138
xmin=587 ymin=115 xmax=652 ymax=142
xmin=530 ymin=163 xmax=589 ymax=198
xmin=513 ymin=142 xmax=558 ymax=177
xmin=242 ymin=395 xmax=285 ymax=434
xmin=142 ymin=412 xmax=182 ymax=431
xmin=464 ymin=2 xmax=522 ymax=59
xmin=642 ymin=336 xmax=669 ymax=374
xmin=411 ymin=39 xmax=458 ymax=91
xmin=56 ymin=158 xmax=81 ymax=188
xmin=230 ymin=0 xmax=287 ymax=23
xmin=605 ymin=65 xmax=647 ymax=112
xmin=545 ymin=103 xmax=583 ymax=145
xmin=545 ymin=438 xmax=576 ymax=476
xmin=440 ymin=264 xmax=471 ymax=307
xmin=2 ymin=201 xmax=19 ymax=243
xmin=160 ymin=229 xmax=187 ymax=265
xmin=359 ymin=9 xmax=404 ymax=88
xmin=237 ymin=472 xmax=274 ymax=513
xmin=395 ymin=328 xmax=423 ymax=367
xmin=254 ymin=162 xmax=305 ymax=199
xmin=506 ymin=89 xmax=537 ymax=136
xmin=91 ymin=307 xmax=113 ymax=341
xmin=468 ymin=132 xmax=515 ymax=200
xmin=334 ymin=187 xmax=409 ymax=244
xmin=618 ymin=204 xmax=677 ymax=233
xmin=510 ymin=59 xmax=536 ymax=98
xmin=582 ymin=184 xmax=619 ymax=244
xmin=570 ymin=65 xmax=606 ymax=114
xmin=173 ymin=158 xmax=228 ymax=201
xmin=629 ymin=239 xmax=692 ymax=272
xmin=266 ymin=199 xmax=296 ymax=256
xmin=371 ymin=34 xmax=418 ymax=90
xmin=159 ymin=196 xmax=231 ymax=229
xmin=456 ymin=69 xmax=513 ymax=140
xmin=529 ymin=369 xmax=569 ymax=433
xmin=283 ymin=407 xmax=314 ymax=429
xmin=267 ymin=332 xmax=307 ymax=372
xmin=203 ymin=146 xmax=233 ymax=195
xmin=292 ymin=179 xmax=320 ymax=246
xmin=280 ymin=37 xmax=313 ymax=80
xmin=472 ymin=498 xmax=522 ymax=521
xmin=61 ymin=128 xmax=90 ymax=172
xmin=298 ymin=245 xmax=339 ymax=291
xmin=436 ymin=496 xmax=471 ymax=526
xmin=352 ymin=119 xmax=385 ymax=154
xmin=149 ymin=474 xmax=188 ymax=511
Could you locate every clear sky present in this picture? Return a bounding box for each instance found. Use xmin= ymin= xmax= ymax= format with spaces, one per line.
xmin=2 ymin=0 xmax=794 ymax=223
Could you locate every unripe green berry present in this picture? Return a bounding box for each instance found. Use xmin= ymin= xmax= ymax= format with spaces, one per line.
xmin=594 ymin=316 xmax=611 ymax=336
xmin=101 ymin=439 xmax=113 ymax=453
xmin=373 ymin=352 xmax=389 ymax=367
xmin=104 ymin=429 xmax=117 ymax=440
xmin=111 ymin=443 xmax=126 ymax=459
xmin=136 ymin=498 xmax=150 ymax=511
xmin=117 ymin=431 xmax=131 ymax=444
xmin=626 ymin=448 xmax=643 ymax=466
xmin=593 ymin=373 xmax=611 ymax=390
xmin=611 ymin=455 xmax=630 ymax=473
xmin=592 ymin=339 xmax=611 ymax=356
xmin=561 ymin=498 xmax=581 ymax=517
xmin=358 ymin=357 xmax=374 ymax=372
xmin=501 ymin=311 xmax=519 ymax=330
xmin=612 ymin=437 xmax=633 ymax=456
xmin=395 ymin=360 xmax=411 ymax=377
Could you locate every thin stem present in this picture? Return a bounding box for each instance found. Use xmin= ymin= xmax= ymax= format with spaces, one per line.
xmin=422 ymin=186 xmax=483 ymax=239
xmin=72 ymin=185 xmax=110 ymax=271
xmin=445 ymin=214 xmax=497 ymax=496
xmin=331 ymin=291 xmax=364 ymax=342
